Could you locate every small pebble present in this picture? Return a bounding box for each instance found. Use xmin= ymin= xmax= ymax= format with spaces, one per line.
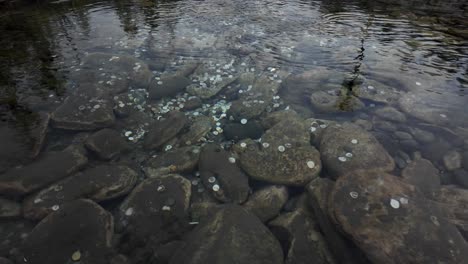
xmin=240 ymin=118 xmax=248 ymax=125
xmin=306 ymin=161 xmax=316 ymax=169
xmin=278 ymin=145 xmax=285 ymax=152
xmin=125 ymin=208 xmax=134 ymax=216
xmin=93 ymin=104 xmax=101 ymax=109
xmin=390 ymin=199 xmax=400 ymax=209
xmin=71 ymin=251 xmax=81 ymax=262
xmin=338 ymin=156 xmax=347 ymax=162
xmin=212 ymin=184 xmax=220 ymax=192
xmin=349 ymin=191 xmax=359 ymax=199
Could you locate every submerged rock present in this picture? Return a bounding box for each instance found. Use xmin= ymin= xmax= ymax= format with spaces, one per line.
xmin=0 ymin=220 xmax=34 ymax=257
xmin=149 ymin=75 xmax=191 ymax=100
xmin=0 ymin=257 xmax=12 ymax=264
xmin=170 ymin=205 xmax=284 ymax=264
xmin=145 ymin=146 xmax=200 ymax=176
xmin=310 ymin=90 xmax=363 ymax=112
xmin=117 ymin=175 xmax=191 ymax=245
xmin=23 ymin=165 xmax=137 ymax=220
xmin=223 ymin=121 xmax=264 ymax=140
xmin=85 ymin=128 xmax=130 ymax=160
xmin=238 ymin=119 xmax=321 ymax=186
xmin=20 ymin=199 xmax=114 ymax=264
xmin=330 ymin=171 xmax=468 ymax=263
xmin=374 ymin=106 xmax=407 ymax=123
xmin=0 ymin=198 xmax=21 ymax=219
xmin=243 ymin=185 xmax=288 ymax=222
xmin=401 ymin=158 xmax=440 ymax=195
xmin=433 ymin=186 xmax=468 ymax=235
xmin=0 ymin=145 xmax=87 ymax=196
xmin=177 ymin=115 xmax=212 ymax=146
xmin=199 ymin=144 xmax=249 ymax=204
xmin=443 ymin=150 xmax=462 ymax=171
xmin=51 ymin=94 xmax=115 ymax=130
xmin=319 ymin=123 xmax=394 ymax=178
xmin=269 ymin=209 xmax=336 ymax=264
xmin=144 ymin=111 xmax=188 ymax=150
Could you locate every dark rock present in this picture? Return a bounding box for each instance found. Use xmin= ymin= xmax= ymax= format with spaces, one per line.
xmin=117 ymin=175 xmax=191 ymax=245
xmin=0 ymin=257 xmax=12 ymax=264
xmin=155 ymin=241 xmax=184 ymax=264
xmin=422 ymin=139 xmax=453 ymax=163
xmin=394 ymin=131 xmax=412 ymax=140
xmin=306 ymin=178 xmax=368 ymax=264
xmin=199 ymin=144 xmax=249 ymax=203
xmin=149 ymin=75 xmax=191 ymax=100
xmin=375 ymin=107 xmax=407 ymax=123
xmin=330 ymin=171 xmax=468 ymax=263
xmin=319 ymin=122 xmax=395 ymax=179
xmin=399 ymin=139 xmax=419 ymax=151
xmin=145 ymin=146 xmax=200 ymax=176
xmin=374 ymin=120 xmax=397 ymax=132
xmin=0 ymin=220 xmax=34 ymax=257
xmin=23 ymin=165 xmax=137 ymax=220
xmin=187 ymin=63 xmax=238 ymax=99
xmin=310 ymin=90 xmax=363 ymax=112
xmin=20 ymin=199 xmax=114 ymax=264
xmin=433 ymin=186 xmax=468 ymax=235
xmin=110 ymin=254 xmax=130 ymax=264
xmin=228 ymin=99 xmax=267 ymax=120
xmin=261 ymin=110 xmax=300 ymax=130
xmin=0 ymin=145 xmax=88 ymax=196
xmin=238 ymin=119 xmax=321 ymax=186
xmin=190 ymin=202 xmax=221 ymax=222
xmin=401 ymin=158 xmax=440 ymax=195
xmin=0 ymin=198 xmax=21 ymax=219
xmin=85 ymin=128 xmax=130 ymax=160
xmin=443 ymin=150 xmax=462 ymax=171
xmin=224 ymin=121 xmax=264 ymax=140
xmin=454 ymin=169 xmax=468 ymax=188
xmin=183 ymin=97 xmax=202 ymax=110
xmin=51 ymin=94 xmax=115 ymax=131
xmin=144 ymin=111 xmax=188 ymax=150
xmin=177 ymin=115 xmax=212 ymax=146
xmin=30 ymin=112 xmax=50 ymax=158
xmin=269 ymin=209 xmax=336 ymax=264
xmin=170 ymin=205 xmax=283 ymax=264
xmin=409 ymin=127 xmax=435 ymax=144
xmin=243 ymin=185 xmax=288 ymax=222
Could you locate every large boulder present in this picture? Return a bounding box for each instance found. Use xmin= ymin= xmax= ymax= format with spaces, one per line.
xmin=199 ymin=144 xmax=249 ymax=204
xmin=51 ymin=94 xmax=115 ymax=131
xmin=117 ymin=175 xmax=192 ymax=245
xmin=329 ymin=170 xmax=468 ymax=263
xmin=170 ymin=205 xmax=284 ymax=264
xmin=319 ymin=123 xmax=394 ymax=178
xmin=243 ymin=185 xmax=288 ymax=222
xmin=20 ymin=199 xmax=114 ymax=264
xmin=269 ymin=209 xmax=336 ymax=264
xmin=144 ymin=111 xmax=188 ymax=150
xmin=85 ymin=129 xmax=130 ymax=160
xmin=238 ymin=119 xmax=321 ymax=186
xmin=23 ymin=165 xmax=138 ymax=220
xmin=0 ymin=145 xmax=88 ymax=196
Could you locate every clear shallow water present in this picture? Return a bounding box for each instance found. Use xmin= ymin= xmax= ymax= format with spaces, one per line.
xmin=1 ymin=0 xmax=468 ymax=263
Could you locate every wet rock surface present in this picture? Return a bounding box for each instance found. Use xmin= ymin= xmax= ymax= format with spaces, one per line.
xmin=177 ymin=115 xmax=212 ymax=146
xmin=170 ymin=205 xmax=284 ymax=264
xmin=269 ymin=209 xmax=336 ymax=264
xmin=85 ymin=128 xmax=130 ymax=160
xmin=117 ymin=175 xmax=191 ymax=246
xmin=149 ymin=75 xmax=191 ymax=100
xmin=238 ymin=118 xmax=321 ymax=186
xmin=23 ymin=165 xmax=137 ymax=220
xmin=20 ymin=199 xmax=114 ymax=264
xmin=401 ymin=158 xmax=440 ymax=195
xmin=0 ymin=198 xmax=21 ymax=219
xmin=374 ymin=106 xmax=407 ymax=123
xmin=330 ymin=170 xmax=468 ymax=263
xmin=199 ymin=144 xmax=249 ymax=203
xmin=223 ymin=121 xmax=264 ymax=140
xmin=145 ymin=146 xmax=200 ymax=176
xmin=144 ymin=111 xmax=188 ymax=150
xmin=0 ymin=145 xmax=88 ymax=196
xmin=320 ymin=123 xmax=395 ymax=178
xmin=243 ymin=185 xmax=288 ymax=222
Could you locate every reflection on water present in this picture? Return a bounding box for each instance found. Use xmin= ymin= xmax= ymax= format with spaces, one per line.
xmin=0 ymin=0 xmax=468 ymax=263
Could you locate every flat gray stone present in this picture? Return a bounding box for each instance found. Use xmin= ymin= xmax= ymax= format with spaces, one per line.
xmin=145 ymin=146 xmax=200 ymax=176
xmin=85 ymin=129 xmax=130 ymax=160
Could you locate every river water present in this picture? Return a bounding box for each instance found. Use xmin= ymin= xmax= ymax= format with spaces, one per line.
xmin=0 ymin=0 xmax=468 ymax=263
